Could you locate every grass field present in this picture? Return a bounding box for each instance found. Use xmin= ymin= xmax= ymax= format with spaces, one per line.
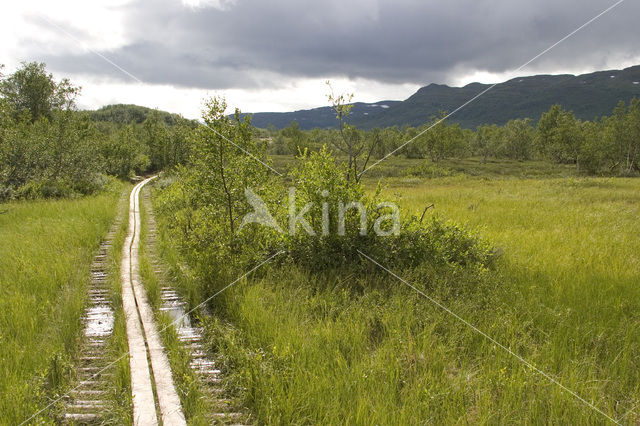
xmin=155 ymin=167 xmax=640 ymax=424
xmin=272 ymin=155 xmax=579 ymax=179
xmin=0 ymin=181 xmax=125 ymax=424
xmin=381 ymin=176 xmax=640 ymax=421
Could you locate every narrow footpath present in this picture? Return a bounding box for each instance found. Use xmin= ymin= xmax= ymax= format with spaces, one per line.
xmin=121 ymin=177 xmax=186 ymax=426
xmin=64 ymin=178 xmax=245 ymax=424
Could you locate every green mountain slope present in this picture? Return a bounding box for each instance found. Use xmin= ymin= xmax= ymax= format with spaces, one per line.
xmin=245 ymin=65 xmax=640 ymax=129
xmin=87 ymin=104 xmax=186 ymax=126
xmin=239 ymin=100 xmax=401 ymax=129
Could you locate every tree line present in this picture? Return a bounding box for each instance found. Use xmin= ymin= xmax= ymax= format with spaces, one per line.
xmin=263 ymin=98 xmax=640 ymax=176
xmin=2 ymin=61 xmax=640 ymax=201
xmin=0 ymin=62 xmax=193 ymax=200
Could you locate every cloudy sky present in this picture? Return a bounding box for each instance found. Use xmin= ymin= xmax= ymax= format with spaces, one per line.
xmin=2 ymin=0 xmax=638 ymax=119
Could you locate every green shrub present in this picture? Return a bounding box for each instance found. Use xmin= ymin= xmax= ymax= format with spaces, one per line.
xmin=156 ymin=104 xmax=496 ymax=299
xmin=155 ymin=97 xmax=278 ymax=297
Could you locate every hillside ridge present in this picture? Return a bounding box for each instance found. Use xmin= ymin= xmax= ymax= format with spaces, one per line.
xmin=242 ymin=65 xmax=640 ymax=129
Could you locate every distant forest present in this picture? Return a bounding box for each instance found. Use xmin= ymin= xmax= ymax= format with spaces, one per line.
xmin=259 ymin=98 xmax=640 ymax=177
xmin=1 ymin=62 xmax=639 ymax=201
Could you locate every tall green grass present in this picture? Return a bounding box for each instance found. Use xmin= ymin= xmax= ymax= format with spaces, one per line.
xmin=0 ymin=182 xmax=125 ymax=424
xmin=156 ymin=176 xmax=640 ymax=424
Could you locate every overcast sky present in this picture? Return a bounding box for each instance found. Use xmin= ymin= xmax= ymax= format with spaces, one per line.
xmin=2 ymin=0 xmax=639 ymax=118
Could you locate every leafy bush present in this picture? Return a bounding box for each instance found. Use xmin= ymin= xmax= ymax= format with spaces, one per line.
xmin=0 ymin=62 xmax=193 ymax=200
xmin=155 ymin=97 xmax=279 ymax=295
xmin=0 ymin=110 xmax=109 ymax=199
xmin=0 ymin=63 xmax=109 ymax=199
xmin=156 ymin=100 xmax=497 ymax=301
xmin=365 ymin=217 xmax=497 ymax=269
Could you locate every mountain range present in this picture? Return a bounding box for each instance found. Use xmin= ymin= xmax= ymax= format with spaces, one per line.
xmin=241 ymin=65 xmax=640 ymax=130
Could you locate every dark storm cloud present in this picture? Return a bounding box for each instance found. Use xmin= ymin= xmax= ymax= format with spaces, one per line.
xmin=37 ymin=0 xmax=640 ymax=90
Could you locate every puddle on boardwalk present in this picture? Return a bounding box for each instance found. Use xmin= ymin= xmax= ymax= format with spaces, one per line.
xmin=159 ymin=288 xmax=220 ymax=377
xmin=160 ymin=302 xmax=191 ymax=330
xmin=160 ymin=288 xmax=191 ymax=330
xmin=85 ymin=305 xmax=114 ymax=338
